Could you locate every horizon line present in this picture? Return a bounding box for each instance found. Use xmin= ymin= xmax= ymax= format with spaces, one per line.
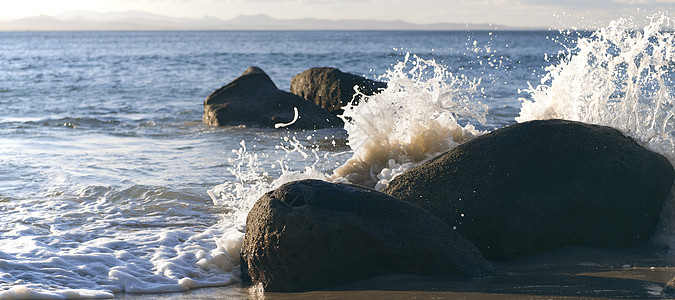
xmin=0 ymin=10 xmax=556 ymax=32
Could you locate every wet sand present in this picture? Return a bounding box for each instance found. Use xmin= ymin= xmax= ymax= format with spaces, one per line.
xmin=114 ymin=246 xmax=675 ymax=299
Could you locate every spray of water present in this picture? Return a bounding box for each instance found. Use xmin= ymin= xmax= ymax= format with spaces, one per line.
xmin=205 ymin=137 xmax=328 ymax=280
xmin=198 ymin=54 xmax=490 ymax=297
xmin=208 ymin=13 xmax=675 ymax=292
xmin=517 ymin=13 xmax=675 ymax=249
xmin=518 ymin=13 xmax=675 ymax=159
xmin=331 ymin=53 xmax=488 ymax=190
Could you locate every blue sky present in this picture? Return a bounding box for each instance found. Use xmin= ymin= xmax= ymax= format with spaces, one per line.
xmin=1 ymin=0 xmax=673 ymax=28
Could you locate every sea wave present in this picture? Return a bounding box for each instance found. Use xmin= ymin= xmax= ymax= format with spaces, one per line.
xmin=207 ymin=12 xmax=675 ymax=295
xmin=516 ymin=13 xmax=675 ymax=251
xmin=2 ymin=12 xmax=675 ymax=299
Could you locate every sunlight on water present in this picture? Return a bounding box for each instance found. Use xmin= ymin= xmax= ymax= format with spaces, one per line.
xmin=2 ymin=13 xmax=675 ymax=299
xmin=0 ymin=134 xmax=333 ymax=299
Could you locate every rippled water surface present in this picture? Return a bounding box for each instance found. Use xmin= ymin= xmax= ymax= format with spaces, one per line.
xmin=1 ymin=21 xmax=673 ymax=297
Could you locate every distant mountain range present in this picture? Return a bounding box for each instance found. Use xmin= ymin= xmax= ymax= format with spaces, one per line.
xmin=0 ymin=11 xmax=534 ymax=31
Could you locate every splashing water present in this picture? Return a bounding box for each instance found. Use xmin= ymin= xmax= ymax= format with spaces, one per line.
xmin=207 ymin=138 xmax=328 ymax=219
xmin=205 ymin=136 xmax=329 ymax=284
xmin=330 ymin=53 xmax=489 ymax=190
xmin=8 ymin=20 xmax=675 ymax=298
xmin=204 ymin=14 xmax=675 ymax=295
xmin=0 ymin=134 xmax=331 ymax=299
xmin=517 ymin=13 xmax=675 ymax=160
xmin=201 ymin=54 xmax=491 ymax=296
xmin=516 ymin=13 xmax=675 ymax=249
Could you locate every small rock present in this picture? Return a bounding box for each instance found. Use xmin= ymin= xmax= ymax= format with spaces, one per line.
xmin=203 ymin=66 xmax=340 ymax=129
xmin=290 ymin=67 xmax=386 ymax=115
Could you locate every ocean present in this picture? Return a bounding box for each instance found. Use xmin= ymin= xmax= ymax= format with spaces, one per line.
xmin=0 ymin=13 xmax=674 ymax=298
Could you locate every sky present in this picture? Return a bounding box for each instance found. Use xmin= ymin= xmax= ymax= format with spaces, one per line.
xmin=0 ymin=0 xmax=673 ymax=28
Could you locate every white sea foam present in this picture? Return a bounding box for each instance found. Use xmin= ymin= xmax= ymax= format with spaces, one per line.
xmin=0 ymin=186 xmax=241 ymax=299
xmin=516 ymin=13 xmax=675 ymax=249
xmin=0 ymin=134 xmax=333 ymax=299
xmin=201 ymin=55 xmax=492 ymax=295
xmin=206 ymin=139 xmax=328 ymax=236
xmin=199 ymin=55 xmax=491 ymax=297
xmin=5 ymin=14 xmax=675 ymax=298
xmin=205 ymin=137 xmax=330 ymax=272
xmin=330 ymin=53 xmax=488 ymax=190
xmin=517 ymin=13 xmax=675 ymax=159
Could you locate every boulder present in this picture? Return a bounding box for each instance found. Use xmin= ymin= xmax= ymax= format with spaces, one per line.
xmin=384 ymin=119 xmax=674 ymax=261
xmin=203 ymin=67 xmax=341 ymax=129
xmin=241 ymin=179 xmax=493 ymax=292
xmin=290 ymin=67 xmax=387 ymax=115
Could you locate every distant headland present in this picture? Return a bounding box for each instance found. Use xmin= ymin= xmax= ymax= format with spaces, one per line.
xmin=0 ymin=10 xmax=538 ymax=31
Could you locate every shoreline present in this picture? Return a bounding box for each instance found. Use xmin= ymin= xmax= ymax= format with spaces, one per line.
xmin=113 ymin=246 xmax=675 ymax=299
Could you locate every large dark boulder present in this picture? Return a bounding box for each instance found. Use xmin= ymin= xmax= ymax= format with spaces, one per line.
xmin=241 ymin=179 xmax=493 ymax=292
xmin=384 ymin=119 xmax=674 ymax=261
xmin=203 ymin=67 xmax=341 ymax=129
xmin=290 ymin=67 xmax=386 ymax=115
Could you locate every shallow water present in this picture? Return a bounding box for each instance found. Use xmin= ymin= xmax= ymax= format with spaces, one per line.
xmin=1 ymin=13 xmax=674 ymax=298
xmin=115 ymin=246 xmax=675 ymax=299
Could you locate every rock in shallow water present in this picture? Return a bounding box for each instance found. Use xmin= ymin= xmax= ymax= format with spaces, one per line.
xmin=203 ymin=66 xmax=341 ymax=129
xmin=384 ymin=119 xmax=675 ymax=261
xmin=290 ymin=67 xmax=386 ymax=115
xmin=240 ymin=179 xmax=493 ymax=292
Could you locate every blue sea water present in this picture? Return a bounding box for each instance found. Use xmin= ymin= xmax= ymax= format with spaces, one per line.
xmin=0 ymin=17 xmax=673 ymax=298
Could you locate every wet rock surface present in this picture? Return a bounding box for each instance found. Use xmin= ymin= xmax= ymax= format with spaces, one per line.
xmin=290 ymin=67 xmax=386 ymax=115
xmin=203 ymin=66 xmax=341 ymax=129
xmin=241 ymin=179 xmax=493 ymax=292
xmin=384 ymin=119 xmax=675 ymax=261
